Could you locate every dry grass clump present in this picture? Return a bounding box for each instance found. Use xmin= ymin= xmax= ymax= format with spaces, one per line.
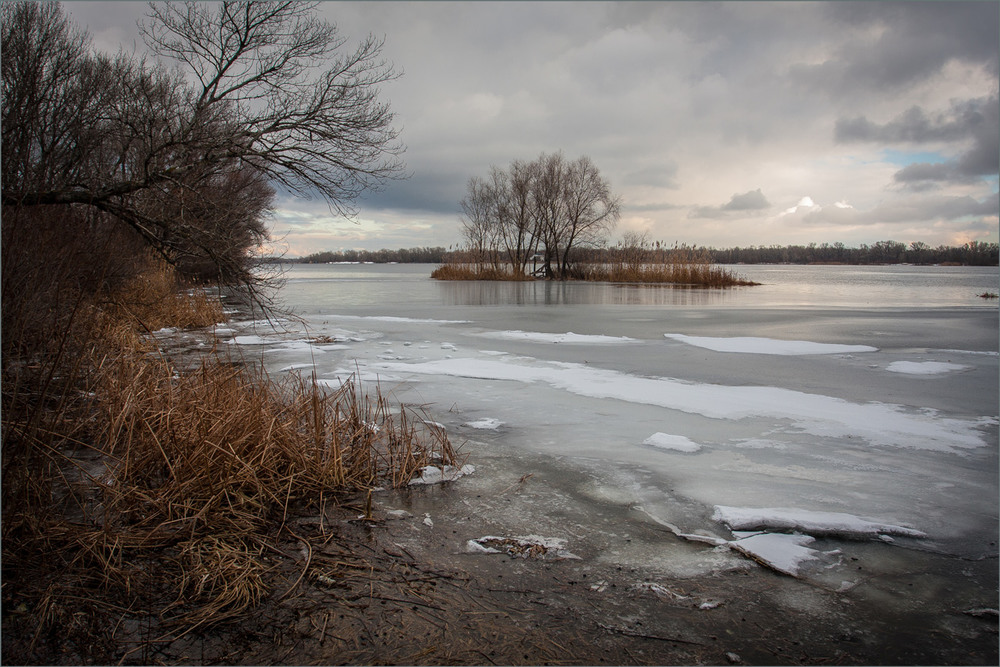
xmin=577 ymin=244 xmax=760 ymax=287
xmin=103 ymin=257 xmax=226 ymax=331
xmin=430 ymin=263 xmax=535 ymax=281
xmin=577 ymin=261 xmax=759 ymax=287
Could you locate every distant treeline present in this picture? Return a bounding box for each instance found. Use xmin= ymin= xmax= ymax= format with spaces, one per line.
xmin=295 ymin=247 xmax=448 ymax=263
xmin=294 ymin=240 xmax=998 ymax=266
xmin=704 ymin=240 xmax=998 ymax=266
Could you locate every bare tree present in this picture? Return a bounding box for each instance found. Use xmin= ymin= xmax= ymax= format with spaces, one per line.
xmin=457 ymin=151 xmax=620 ymax=279
xmin=2 ymin=1 xmax=404 ymax=288
xmin=140 ymin=0 xmax=404 ymax=214
xmin=556 ymin=155 xmax=621 ymax=277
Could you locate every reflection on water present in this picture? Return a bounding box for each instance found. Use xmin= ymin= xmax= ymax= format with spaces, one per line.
xmin=439 ymin=280 xmax=745 ymax=306
xmin=274 ymin=263 xmax=999 ymax=311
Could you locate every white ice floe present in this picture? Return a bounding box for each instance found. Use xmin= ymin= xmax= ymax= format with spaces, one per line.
xmin=479 ymin=330 xmax=639 ymax=345
xmin=374 ymin=357 xmax=989 ymax=452
xmin=463 ymin=418 xmax=504 ymax=430
xmin=643 ymin=432 xmax=702 ymax=453
xmin=465 ymin=535 xmax=580 ymax=560
xmin=408 ymin=464 xmax=475 ymax=485
xmin=665 ymin=333 xmax=877 ymax=355
xmin=886 ymin=361 xmax=970 ymax=375
xmin=712 ymin=506 xmax=927 ymax=539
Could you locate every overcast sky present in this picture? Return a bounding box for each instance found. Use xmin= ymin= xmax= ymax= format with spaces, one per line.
xmin=65 ymin=1 xmax=999 ymax=256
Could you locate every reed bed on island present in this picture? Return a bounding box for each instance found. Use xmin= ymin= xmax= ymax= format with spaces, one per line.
xmin=2 ymin=259 xmax=458 ymax=662
xmin=433 ymin=243 xmax=759 ymax=287
xmin=430 ymin=262 xmax=535 ymax=281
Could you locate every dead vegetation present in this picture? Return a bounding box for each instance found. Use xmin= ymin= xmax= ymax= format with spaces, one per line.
xmin=1 ymin=259 xmax=459 ymax=664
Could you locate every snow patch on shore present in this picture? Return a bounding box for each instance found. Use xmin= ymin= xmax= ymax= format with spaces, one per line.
xmin=643 ymin=432 xmax=701 ymax=453
xmin=665 ymin=333 xmax=877 ymax=355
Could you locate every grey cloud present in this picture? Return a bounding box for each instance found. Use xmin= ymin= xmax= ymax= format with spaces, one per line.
xmin=835 ymin=97 xmax=997 ymax=145
xmin=689 ymin=189 xmax=771 ymax=219
xmin=836 ymin=97 xmax=999 ymax=188
xmin=723 ymin=189 xmax=770 ymax=211
xmin=793 ymin=2 xmax=998 ymax=95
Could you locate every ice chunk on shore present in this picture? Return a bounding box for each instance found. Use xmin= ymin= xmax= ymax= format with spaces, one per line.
xmin=728 ymin=533 xmax=820 ymax=576
xmin=729 ymin=533 xmax=820 ymax=577
xmin=643 ymin=432 xmax=701 ymax=453
xmin=713 ymin=506 xmax=927 ymax=539
xmin=886 ymin=361 xmax=969 ymax=375
xmin=409 ymin=464 xmax=475 ymax=486
xmin=665 ymin=333 xmax=877 ymax=355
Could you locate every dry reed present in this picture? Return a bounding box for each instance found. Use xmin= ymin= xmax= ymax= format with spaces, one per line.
xmin=430 ymin=263 xmax=535 ymax=281
xmin=2 ymin=258 xmax=461 ymax=662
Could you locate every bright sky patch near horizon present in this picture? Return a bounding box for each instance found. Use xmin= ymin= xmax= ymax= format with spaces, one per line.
xmin=65 ymin=1 xmax=999 ymax=257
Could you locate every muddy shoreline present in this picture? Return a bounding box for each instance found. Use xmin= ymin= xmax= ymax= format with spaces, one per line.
xmin=7 ymin=445 xmax=994 ymax=665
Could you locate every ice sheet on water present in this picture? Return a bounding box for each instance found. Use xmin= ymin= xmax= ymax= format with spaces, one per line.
xmin=712 ymin=506 xmax=927 ymax=538
xmin=665 ymin=333 xmax=877 ymax=355
xmin=886 ymin=361 xmax=970 ymax=375
xmin=373 ymin=356 xmax=989 ymax=452
xmin=643 ymin=432 xmax=702 ymax=453
xmin=479 ymin=330 xmax=639 ymax=345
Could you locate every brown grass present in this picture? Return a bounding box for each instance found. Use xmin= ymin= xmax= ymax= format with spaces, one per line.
xmin=430 ymin=263 xmax=535 ymax=281
xmin=575 ymin=262 xmax=759 ymax=287
xmin=2 ymin=258 xmax=460 ymax=661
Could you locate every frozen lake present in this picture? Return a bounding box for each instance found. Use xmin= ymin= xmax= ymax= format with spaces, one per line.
xmin=220 ymin=262 xmax=997 ymax=651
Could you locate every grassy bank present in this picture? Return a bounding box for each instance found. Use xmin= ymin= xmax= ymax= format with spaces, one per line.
xmin=1 ymin=260 xmax=457 ymax=663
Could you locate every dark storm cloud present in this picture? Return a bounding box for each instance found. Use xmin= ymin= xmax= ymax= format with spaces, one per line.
xmin=793 ymin=1 xmax=999 ymax=95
